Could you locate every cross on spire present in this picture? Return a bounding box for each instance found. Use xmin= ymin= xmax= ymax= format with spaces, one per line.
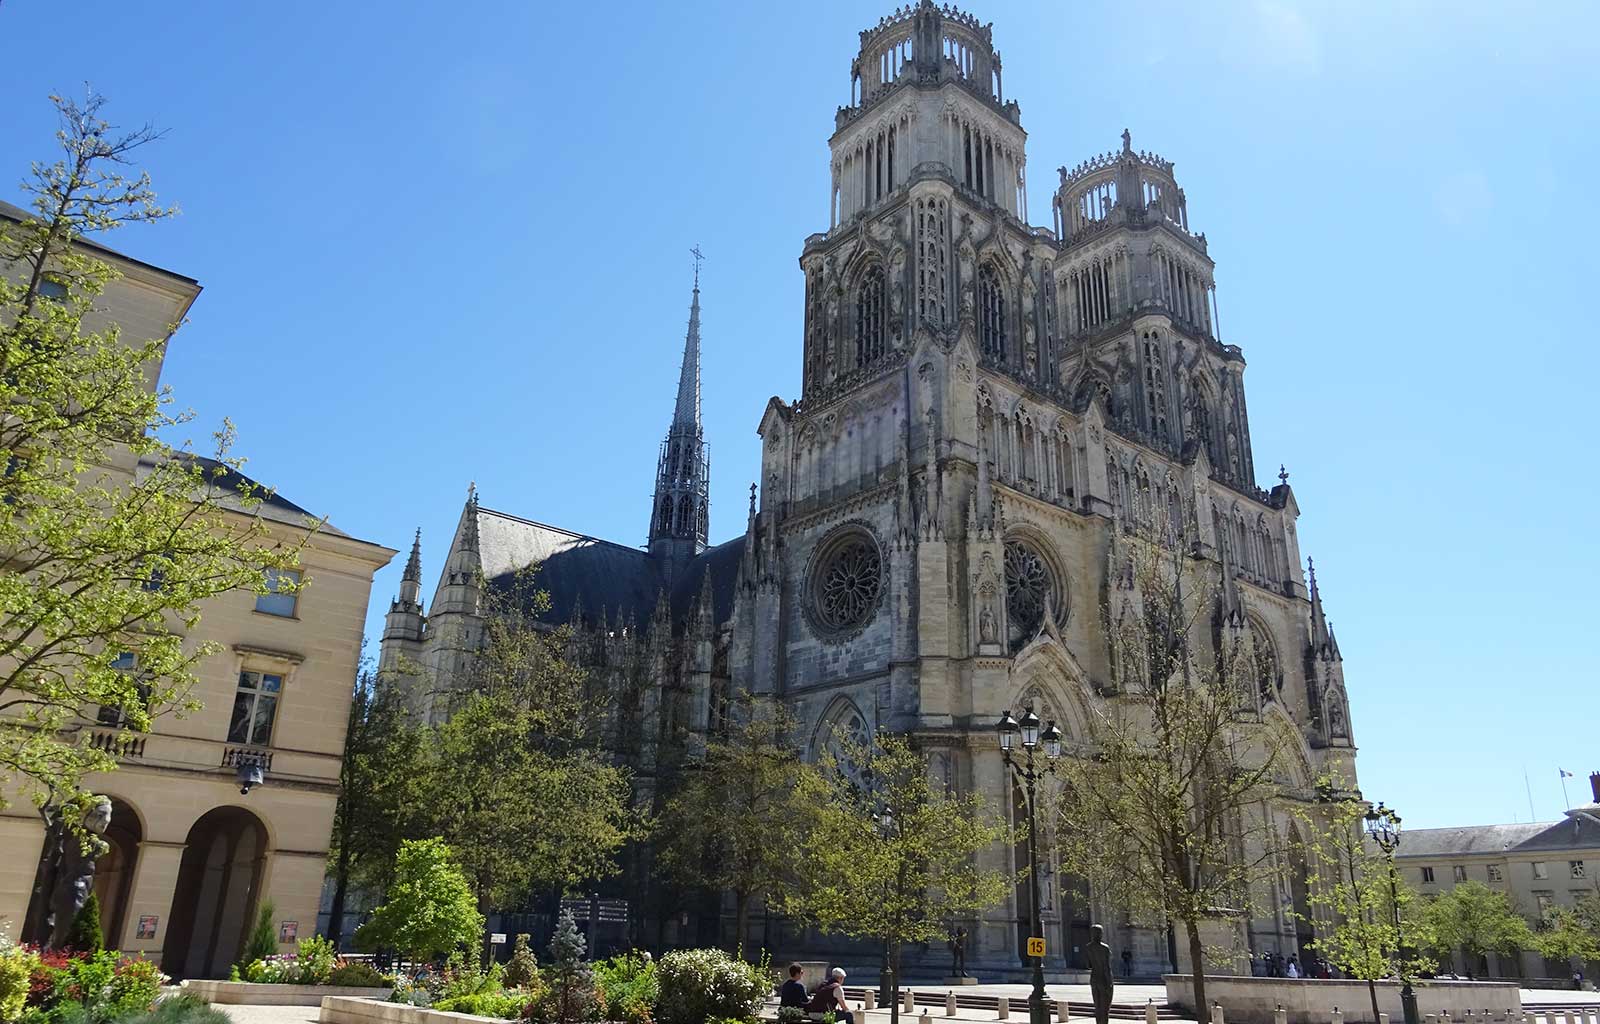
xmin=690 ymin=245 xmax=706 ymax=290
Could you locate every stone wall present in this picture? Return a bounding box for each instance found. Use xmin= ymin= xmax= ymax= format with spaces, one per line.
xmin=1164 ymin=974 xmax=1522 ymax=1024
xmin=319 ymin=996 xmax=501 ymax=1024
xmin=184 ymin=981 xmax=390 ymax=1006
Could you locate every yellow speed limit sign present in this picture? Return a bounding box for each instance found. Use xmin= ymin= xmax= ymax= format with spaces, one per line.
xmin=1027 ymin=937 xmax=1046 ymax=957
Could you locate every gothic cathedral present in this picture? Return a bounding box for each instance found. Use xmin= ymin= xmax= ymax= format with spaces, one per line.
xmin=379 ymin=1 xmax=1358 ymax=977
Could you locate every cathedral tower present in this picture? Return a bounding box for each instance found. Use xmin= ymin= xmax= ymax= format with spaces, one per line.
xmin=647 ymin=263 xmax=710 ymax=584
xmin=733 ymin=0 xmax=1356 ymax=977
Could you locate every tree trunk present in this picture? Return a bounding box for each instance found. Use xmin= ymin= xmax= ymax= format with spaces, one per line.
xmin=1367 ymin=979 xmax=1381 ymax=1024
xmin=1185 ymin=918 xmax=1211 ymax=1024
xmin=734 ymin=891 xmax=750 ymax=959
xmin=326 ymin=841 xmax=352 ymax=947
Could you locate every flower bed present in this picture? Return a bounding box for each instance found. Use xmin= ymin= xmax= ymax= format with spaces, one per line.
xmin=0 ymin=942 xmax=171 ymax=1024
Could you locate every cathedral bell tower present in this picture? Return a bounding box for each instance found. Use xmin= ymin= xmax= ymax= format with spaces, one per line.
xmin=647 ymin=258 xmax=710 ymax=584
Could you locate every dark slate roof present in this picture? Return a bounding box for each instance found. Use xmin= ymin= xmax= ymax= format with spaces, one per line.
xmin=1396 ymin=811 xmax=1600 ymax=859
xmin=476 ymin=507 xmax=660 ymax=627
xmin=475 ymin=506 xmax=743 ymax=632
xmin=139 ymin=453 xmax=348 ymax=537
xmin=1396 ymin=824 xmax=1551 ymax=858
xmin=669 ymin=535 xmax=747 ymax=626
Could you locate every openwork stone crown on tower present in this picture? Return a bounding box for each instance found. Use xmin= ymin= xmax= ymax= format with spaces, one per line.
xmin=845 ymin=1 xmax=1011 ymax=117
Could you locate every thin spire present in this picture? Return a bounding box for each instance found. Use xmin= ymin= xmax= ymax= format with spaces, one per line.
xmin=673 ymin=250 xmax=704 ymax=431
xmin=403 ymin=528 xmax=422 ymax=583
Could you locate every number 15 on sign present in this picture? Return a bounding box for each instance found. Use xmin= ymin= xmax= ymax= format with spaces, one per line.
xmin=1027 ymin=937 xmax=1046 ymax=957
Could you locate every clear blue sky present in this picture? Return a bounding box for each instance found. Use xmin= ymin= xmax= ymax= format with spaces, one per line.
xmin=3 ymin=2 xmax=1596 ymax=830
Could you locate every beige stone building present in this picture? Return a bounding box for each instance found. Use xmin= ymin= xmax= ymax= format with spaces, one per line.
xmin=0 ymin=199 xmax=396 ymax=977
xmin=1394 ymin=773 xmax=1600 ymax=980
xmin=381 ymin=1 xmax=1360 ymax=979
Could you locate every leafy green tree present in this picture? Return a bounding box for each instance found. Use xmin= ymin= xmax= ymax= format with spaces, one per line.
xmin=416 ymin=572 xmax=638 ymax=912
xmin=325 ymin=661 xmax=424 ymax=946
xmin=657 ymin=694 xmax=814 ymax=956
xmin=0 ymin=90 xmax=304 ymax=813
xmin=783 ymin=731 xmax=1010 ymax=1004
xmin=1536 ymin=907 xmax=1600 ymax=974
xmin=1291 ymin=792 xmax=1434 ymax=1023
xmin=1573 ymin=884 xmax=1600 ymax=938
xmin=1053 ymin=510 xmax=1292 ymax=1024
xmin=355 ymin=838 xmax=484 ymax=966
xmin=1421 ymin=881 xmax=1534 ymax=975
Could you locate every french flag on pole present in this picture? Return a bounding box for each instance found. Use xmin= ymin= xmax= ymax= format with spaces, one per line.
xmin=1561 ymin=769 xmax=1575 ymax=778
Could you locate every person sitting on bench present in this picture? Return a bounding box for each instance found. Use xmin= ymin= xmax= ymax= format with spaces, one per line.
xmin=780 ymin=964 xmax=810 ymax=1009
xmin=806 ymin=967 xmax=853 ymax=1024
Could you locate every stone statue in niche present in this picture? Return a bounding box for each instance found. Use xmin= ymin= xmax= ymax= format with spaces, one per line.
xmin=979 ymin=601 xmax=997 ymax=645
xmin=46 ymin=796 xmax=112 ymax=950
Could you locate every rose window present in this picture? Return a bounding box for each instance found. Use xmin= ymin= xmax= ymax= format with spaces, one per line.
xmin=1004 ymin=539 xmax=1061 ymax=650
xmin=814 ymin=535 xmax=882 ymax=633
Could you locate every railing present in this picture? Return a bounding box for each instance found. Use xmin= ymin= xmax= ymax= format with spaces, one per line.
xmin=88 ymin=730 xmax=145 ymax=758
xmin=221 ymin=746 xmax=273 ymax=771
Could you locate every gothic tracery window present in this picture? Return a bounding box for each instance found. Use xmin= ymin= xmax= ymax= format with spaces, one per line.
xmin=979 ymin=263 xmax=1006 ymax=362
xmin=819 ymin=703 xmax=872 ymax=792
xmin=1249 ymin=620 xmax=1280 ymax=705
xmin=810 ymin=529 xmax=883 ymax=635
xmin=1004 ymin=538 xmax=1063 ymax=651
xmin=1142 ymin=332 xmax=1169 ymax=443
xmin=856 ymin=265 xmax=886 ymax=368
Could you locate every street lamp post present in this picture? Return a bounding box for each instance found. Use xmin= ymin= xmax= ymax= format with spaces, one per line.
xmin=1365 ymin=802 xmax=1418 ymax=1024
xmin=874 ymin=806 xmax=900 ymax=1024
xmin=998 ymin=709 xmax=1064 ymax=1024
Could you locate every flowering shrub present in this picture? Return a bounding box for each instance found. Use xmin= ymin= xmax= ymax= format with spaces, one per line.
xmin=241 ymin=935 xmax=369 ymax=986
xmin=326 ymin=961 xmax=390 ymax=988
xmin=594 ymin=953 xmax=656 ymax=1024
xmin=19 ymin=948 xmax=164 ymax=1024
xmin=0 ymin=939 xmax=38 ymax=1022
xmin=654 ymin=949 xmax=766 ymax=1024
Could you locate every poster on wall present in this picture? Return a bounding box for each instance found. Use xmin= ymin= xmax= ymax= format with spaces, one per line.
xmin=279 ymin=921 xmax=298 ymax=943
xmin=136 ymin=916 xmax=158 ymax=940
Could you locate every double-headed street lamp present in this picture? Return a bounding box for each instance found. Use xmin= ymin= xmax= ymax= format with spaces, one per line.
xmin=1364 ymin=801 xmax=1419 ymax=1024
xmin=997 ymin=709 xmax=1064 ymax=1024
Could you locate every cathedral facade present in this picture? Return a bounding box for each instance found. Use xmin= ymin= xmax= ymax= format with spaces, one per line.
xmin=379 ymin=1 xmax=1358 ymax=977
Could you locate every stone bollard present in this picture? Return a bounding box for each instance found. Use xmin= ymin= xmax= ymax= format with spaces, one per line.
xmin=921 ymin=1013 xmax=932 ymax=1024
xmin=947 ymin=993 xmax=958 ymax=1017
xmin=906 ymin=990 xmax=917 ymax=1014
xmin=865 ymin=991 xmax=877 ymax=1011
xmin=1057 ymin=999 xmax=1069 ymax=1023
xmin=1380 ymin=1014 xmax=1389 ymax=1024
xmin=1564 ymin=1012 xmax=1576 ymax=1024
xmin=1521 ymin=1014 xmax=1534 ymax=1024
xmin=1274 ymin=1005 xmax=1287 ymax=1024
xmin=1213 ymin=1003 xmax=1225 ymax=1024
xmin=1424 ymin=1014 xmax=1436 ymax=1024
xmin=1333 ymin=1007 xmax=1343 ymax=1024
xmin=999 ymin=997 xmax=1010 ymax=1020
xmin=1147 ymin=997 xmax=1160 ymax=1024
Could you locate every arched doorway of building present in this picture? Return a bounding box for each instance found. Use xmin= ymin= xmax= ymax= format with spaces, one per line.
xmin=94 ymin=799 xmax=142 ymax=948
xmin=162 ymin=807 xmax=268 ymax=980
xmin=1285 ymin=822 xmax=1314 ymax=960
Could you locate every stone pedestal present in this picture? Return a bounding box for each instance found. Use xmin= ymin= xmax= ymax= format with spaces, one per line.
xmin=944 ymin=978 xmax=979 ymax=986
